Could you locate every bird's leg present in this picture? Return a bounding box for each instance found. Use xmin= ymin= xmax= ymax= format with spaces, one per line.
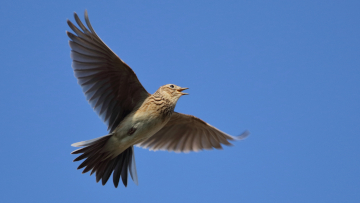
xmin=127 ymin=127 xmax=136 ymax=136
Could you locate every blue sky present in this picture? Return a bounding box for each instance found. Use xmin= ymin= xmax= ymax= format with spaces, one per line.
xmin=1 ymin=0 xmax=359 ymax=202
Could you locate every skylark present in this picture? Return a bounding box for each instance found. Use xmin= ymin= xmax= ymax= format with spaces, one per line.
xmin=67 ymin=10 xmax=249 ymax=188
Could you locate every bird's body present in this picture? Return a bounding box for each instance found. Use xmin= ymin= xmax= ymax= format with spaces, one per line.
xmin=101 ymin=86 xmax=181 ymax=158
xmin=67 ymin=10 xmax=249 ymax=188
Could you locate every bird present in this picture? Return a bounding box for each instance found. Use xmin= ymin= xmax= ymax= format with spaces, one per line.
xmin=67 ymin=10 xmax=250 ymax=188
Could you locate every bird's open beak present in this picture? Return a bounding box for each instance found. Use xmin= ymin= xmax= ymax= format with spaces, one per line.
xmin=177 ymin=87 xmax=189 ymax=95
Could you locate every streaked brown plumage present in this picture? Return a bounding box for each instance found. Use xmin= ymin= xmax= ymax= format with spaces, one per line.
xmin=67 ymin=10 xmax=249 ymax=188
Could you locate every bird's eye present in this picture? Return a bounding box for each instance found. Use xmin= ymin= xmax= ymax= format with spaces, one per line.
xmin=170 ymin=85 xmax=174 ymax=88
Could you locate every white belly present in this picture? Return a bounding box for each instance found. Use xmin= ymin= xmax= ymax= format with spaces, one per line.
xmin=104 ymin=111 xmax=170 ymax=156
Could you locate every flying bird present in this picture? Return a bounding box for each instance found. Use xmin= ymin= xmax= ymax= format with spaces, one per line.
xmin=67 ymin=10 xmax=249 ymax=188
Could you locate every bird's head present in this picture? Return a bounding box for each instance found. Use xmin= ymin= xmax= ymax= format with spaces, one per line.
xmin=157 ymin=84 xmax=188 ymax=102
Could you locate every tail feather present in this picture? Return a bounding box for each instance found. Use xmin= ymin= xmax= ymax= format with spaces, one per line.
xmin=121 ymin=151 xmax=129 ymax=186
xmin=71 ymin=135 xmax=138 ymax=187
xmin=128 ymin=146 xmax=138 ymax=185
xmin=82 ymin=152 xmax=107 ymax=173
xmin=102 ymin=158 xmax=117 ymax=185
xmin=96 ymin=158 xmax=110 ymax=182
xmin=113 ymin=152 xmax=125 ymax=188
xmin=73 ymin=152 xmax=91 ymax=162
xmin=71 ymin=134 xmax=111 ymax=147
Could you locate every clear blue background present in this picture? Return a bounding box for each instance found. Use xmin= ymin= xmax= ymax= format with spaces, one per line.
xmin=1 ymin=0 xmax=359 ymax=202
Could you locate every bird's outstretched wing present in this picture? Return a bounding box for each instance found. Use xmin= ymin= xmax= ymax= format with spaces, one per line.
xmin=137 ymin=112 xmax=249 ymax=152
xmin=67 ymin=10 xmax=150 ymax=132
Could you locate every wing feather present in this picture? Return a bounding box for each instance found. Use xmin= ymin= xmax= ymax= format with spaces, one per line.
xmin=137 ymin=112 xmax=249 ymax=153
xmin=67 ymin=10 xmax=150 ymax=132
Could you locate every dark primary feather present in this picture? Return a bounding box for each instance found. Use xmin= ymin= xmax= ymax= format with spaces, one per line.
xmin=67 ymin=10 xmax=149 ymax=132
xmin=137 ymin=112 xmax=250 ymax=153
xmin=68 ymin=10 xmax=143 ymax=188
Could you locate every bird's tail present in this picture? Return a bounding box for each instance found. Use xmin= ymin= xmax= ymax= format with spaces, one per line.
xmin=71 ymin=134 xmax=138 ymax=187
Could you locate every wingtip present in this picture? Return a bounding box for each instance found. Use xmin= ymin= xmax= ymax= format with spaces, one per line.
xmin=235 ymin=130 xmax=250 ymax=140
xmin=66 ymin=19 xmax=74 ymax=27
xmin=65 ymin=30 xmax=72 ymax=37
xmin=84 ymin=9 xmax=89 ymax=19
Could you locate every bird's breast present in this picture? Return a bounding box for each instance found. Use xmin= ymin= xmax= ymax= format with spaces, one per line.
xmin=108 ymin=96 xmax=174 ymax=155
xmin=112 ymin=107 xmax=171 ymax=146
